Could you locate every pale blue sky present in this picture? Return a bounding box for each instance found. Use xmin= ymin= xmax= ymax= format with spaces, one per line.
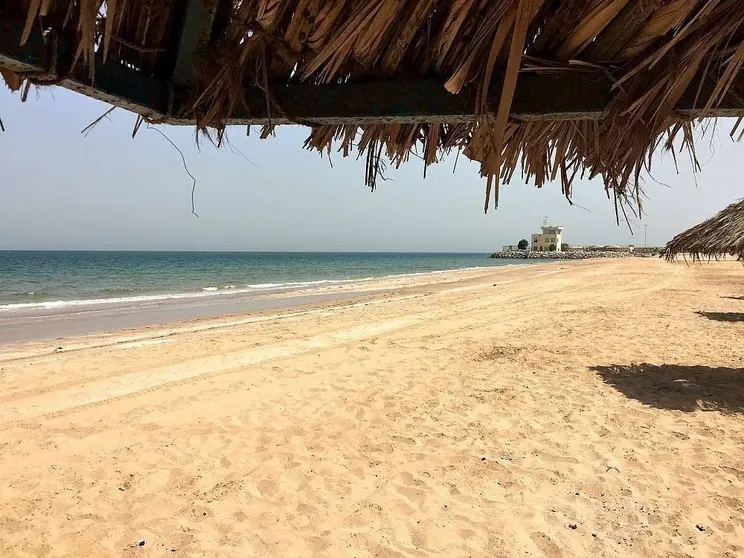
xmin=0 ymin=86 xmax=741 ymax=251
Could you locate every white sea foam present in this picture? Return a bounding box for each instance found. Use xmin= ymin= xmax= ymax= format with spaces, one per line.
xmin=0 ymin=263 xmax=515 ymax=313
xmin=0 ymin=279 xmax=342 ymax=312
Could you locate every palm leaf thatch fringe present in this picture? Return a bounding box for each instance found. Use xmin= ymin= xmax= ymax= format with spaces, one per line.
xmin=4 ymin=0 xmax=744 ymax=213
xmin=664 ymin=199 xmax=744 ymax=261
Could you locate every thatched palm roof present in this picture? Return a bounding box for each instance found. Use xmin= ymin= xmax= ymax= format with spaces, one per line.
xmin=2 ymin=1 xmax=744 ymax=211
xmin=664 ymin=199 xmax=744 ymax=261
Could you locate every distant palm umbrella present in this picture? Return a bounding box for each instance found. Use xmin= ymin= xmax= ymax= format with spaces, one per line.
xmin=664 ymin=199 xmax=744 ymax=262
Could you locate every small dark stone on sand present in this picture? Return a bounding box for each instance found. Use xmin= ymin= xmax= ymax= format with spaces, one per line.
xmin=138 ymin=540 xmax=146 ymax=546
xmin=481 ymin=456 xmax=486 ymax=461
xmin=568 ymin=524 xmax=578 ymax=530
xmin=119 ymin=487 xmax=125 ymax=491
xmin=592 ymin=533 xmax=597 ymax=538
xmin=696 ymin=524 xmax=706 ymax=532
xmin=203 ymin=512 xmax=207 ymax=516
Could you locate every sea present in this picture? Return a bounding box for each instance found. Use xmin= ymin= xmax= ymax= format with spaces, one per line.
xmin=0 ymin=251 xmax=536 ymax=312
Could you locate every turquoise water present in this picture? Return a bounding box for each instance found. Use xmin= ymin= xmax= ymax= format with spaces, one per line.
xmin=0 ymin=251 xmax=537 ymax=311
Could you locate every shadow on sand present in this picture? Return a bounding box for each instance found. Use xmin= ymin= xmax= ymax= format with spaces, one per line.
xmin=696 ymin=311 xmax=744 ymax=323
xmin=591 ymin=364 xmax=744 ymax=413
xmin=721 ymin=296 xmax=744 ymax=301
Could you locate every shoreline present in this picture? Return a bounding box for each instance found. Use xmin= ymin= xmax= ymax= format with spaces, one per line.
xmin=0 ymin=290 xmax=376 ymax=346
xmin=0 ymin=262 xmax=555 ymax=347
xmin=0 ymin=256 xmax=541 ymax=317
xmin=0 ymin=252 xmax=537 ymax=314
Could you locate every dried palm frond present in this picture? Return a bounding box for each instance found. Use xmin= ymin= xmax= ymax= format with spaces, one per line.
xmin=0 ymin=68 xmax=24 ymax=91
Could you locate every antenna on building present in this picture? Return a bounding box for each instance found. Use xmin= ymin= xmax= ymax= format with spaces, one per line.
xmin=542 ymin=216 xmax=548 ymax=227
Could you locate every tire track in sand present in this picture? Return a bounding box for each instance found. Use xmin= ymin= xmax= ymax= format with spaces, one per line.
xmin=0 ymin=317 xmax=423 ymax=423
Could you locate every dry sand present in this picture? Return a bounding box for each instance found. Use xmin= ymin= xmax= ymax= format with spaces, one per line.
xmin=0 ymin=258 xmax=743 ymax=557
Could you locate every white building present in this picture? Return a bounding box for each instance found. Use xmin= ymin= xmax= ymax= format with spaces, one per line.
xmin=530 ymin=221 xmax=564 ymax=252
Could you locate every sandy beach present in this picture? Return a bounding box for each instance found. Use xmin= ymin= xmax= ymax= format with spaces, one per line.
xmin=0 ymin=258 xmax=742 ymax=557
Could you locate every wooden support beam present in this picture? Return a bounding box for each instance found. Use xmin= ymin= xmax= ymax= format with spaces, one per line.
xmin=170 ymin=0 xmax=226 ymax=85
xmin=2 ymin=16 xmax=744 ymax=126
xmin=225 ymin=72 xmax=614 ymax=125
xmin=0 ymin=17 xmax=172 ymax=120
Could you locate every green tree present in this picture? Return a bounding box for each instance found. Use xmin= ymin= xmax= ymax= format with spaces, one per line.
xmin=548 ymin=243 xmax=557 ymax=252
xmin=561 ymin=243 xmax=570 ymax=251
xmin=518 ymin=239 xmax=529 ymax=250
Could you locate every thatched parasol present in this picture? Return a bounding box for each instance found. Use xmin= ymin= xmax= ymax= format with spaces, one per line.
xmin=664 ymin=199 xmax=744 ymax=261
xmin=3 ymin=1 xmax=744 ymax=213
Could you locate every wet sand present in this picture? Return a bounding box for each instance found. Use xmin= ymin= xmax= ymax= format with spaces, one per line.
xmin=0 ymin=259 xmax=743 ymax=556
xmin=0 ymin=290 xmax=374 ymax=345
